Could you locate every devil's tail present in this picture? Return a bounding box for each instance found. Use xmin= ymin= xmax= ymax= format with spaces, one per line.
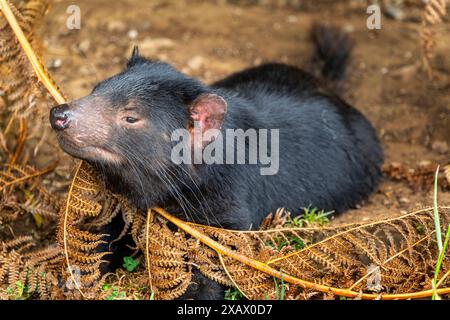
xmin=309 ymin=23 xmax=354 ymax=88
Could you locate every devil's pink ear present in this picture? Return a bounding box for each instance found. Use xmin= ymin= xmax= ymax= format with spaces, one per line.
xmin=188 ymin=94 xmax=227 ymax=146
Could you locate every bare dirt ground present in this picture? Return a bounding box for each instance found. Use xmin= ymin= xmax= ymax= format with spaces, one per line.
xmin=40 ymin=0 xmax=450 ymax=225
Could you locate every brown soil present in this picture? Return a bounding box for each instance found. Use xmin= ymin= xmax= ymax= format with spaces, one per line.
xmin=39 ymin=0 xmax=450 ymax=225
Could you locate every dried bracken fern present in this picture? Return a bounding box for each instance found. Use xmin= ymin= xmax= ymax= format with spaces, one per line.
xmin=420 ymin=0 xmax=447 ymax=78
xmin=4 ymin=0 xmax=450 ymax=301
xmin=0 ymin=163 xmax=59 ymax=223
xmin=0 ymin=0 xmax=64 ymax=105
xmin=0 ymin=163 xmax=54 ymax=194
xmin=0 ymin=0 xmax=47 ymax=115
xmin=0 ymin=236 xmax=64 ymax=299
xmin=0 ymin=0 xmax=64 ymax=161
xmin=57 ymin=161 xmax=123 ymax=299
xmin=0 ymin=0 xmax=99 ymax=300
xmin=383 ymin=162 xmax=450 ymax=191
xmin=152 ymin=206 xmax=450 ymax=300
xmin=0 ymin=3 xmax=64 ymax=300
xmin=58 ymin=160 xmax=450 ymax=300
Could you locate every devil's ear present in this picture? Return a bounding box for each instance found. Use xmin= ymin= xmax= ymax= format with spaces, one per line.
xmin=127 ymin=46 xmax=142 ymax=67
xmin=188 ymin=93 xmax=227 ymax=147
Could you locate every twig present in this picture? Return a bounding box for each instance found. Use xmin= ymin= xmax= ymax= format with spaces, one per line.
xmin=8 ymin=118 xmax=27 ymax=165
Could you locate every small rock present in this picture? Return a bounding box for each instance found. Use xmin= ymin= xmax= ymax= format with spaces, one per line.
xmin=391 ymin=64 xmax=418 ymax=81
xmin=127 ymin=29 xmax=139 ymax=40
xmin=254 ymin=57 xmax=263 ymax=65
xmin=384 ymin=5 xmax=405 ymax=21
xmin=79 ymin=65 xmax=91 ymax=76
xmin=187 ymin=56 xmax=204 ymax=71
xmin=432 ymin=141 xmax=449 ymax=154
xmin=286 ymin=15 xmax=298 ymax=23
xmin=404 ymin=51 xmax=413 ymax=59
xmin=343 ymin=24 xmax=355 ymax=33
xmin=48 ymin=58 xmax=62 ymax=70
xmin=419 ymin=160 xmax=432 ymax=167
xmin=78 ymin=39 xmax=91 ymax=54
xmin=106 ymin=20 xmax=126 ymax=33
xmin=399 ymin=197 xmax=410 ymax=204
xmin=381 ymin=67 xmax=389 ymax=75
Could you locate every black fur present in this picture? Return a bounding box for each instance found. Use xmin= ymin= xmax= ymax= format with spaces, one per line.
xmin=52 ymin=25 xmax=383 ymax=299
xmin=309 ymin=23 xmax=354 ymax=86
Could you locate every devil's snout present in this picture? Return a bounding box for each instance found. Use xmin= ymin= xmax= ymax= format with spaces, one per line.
xmin=50 ymin=103 xmax=72 ymax=130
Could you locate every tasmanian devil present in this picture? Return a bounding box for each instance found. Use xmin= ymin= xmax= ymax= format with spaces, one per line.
xmin=50 ymin=24 xmax=383 ymax=299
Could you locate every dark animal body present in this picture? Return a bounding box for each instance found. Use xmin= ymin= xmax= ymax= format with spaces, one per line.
xmin=50 ymin=25 xmax=383 ymax=299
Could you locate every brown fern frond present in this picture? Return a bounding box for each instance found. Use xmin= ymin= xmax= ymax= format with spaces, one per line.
xmin=0 ymin=160 xmax=445 ymax=300
xmin=0 ymin=237 xmax=63 ymax=299
xmin=5 ymin=0 xmax=450 ymax=301
xmin=58 ymin=162 xmax=128 ymax=298
xmin=0 ymin=163 xmax=59 ymax=224
xmin=0 ymin=0 xmax=63 ymax=112
xmin=420 ymin=0 xmax=447 ymax=78
xmin=0 ymin=163 xmax=54 ymax=194
xmin=151 ymin=206 xmax=450 ymax=300
xmin=383 ymin=162 xmax=449 ymax=191
xmin=0 ymin=0 xmax=65 ymax=164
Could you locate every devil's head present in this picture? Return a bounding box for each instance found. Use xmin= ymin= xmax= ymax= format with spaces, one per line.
xmin=50 ymin=48 xmax=227 ymax=209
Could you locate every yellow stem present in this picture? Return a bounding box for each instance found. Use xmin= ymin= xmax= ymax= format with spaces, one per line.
xmin=9 ymin=118 xmax=27 ymax=165
xmin=145 ymin=210 xmax=154 ymax=295
xmin=218 ymin=253 xmax=249 ymax=300
xmin=62 ymin=161 xmax=86 ymax=298
xmin=0 ymin=0 xmax=66 ymax=104
xmin=0 ymin=162 xmax=56 ymax=192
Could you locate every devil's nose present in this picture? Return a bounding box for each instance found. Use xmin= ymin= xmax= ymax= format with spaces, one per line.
xmin=50 ymin=103 xmax=71 ymax=130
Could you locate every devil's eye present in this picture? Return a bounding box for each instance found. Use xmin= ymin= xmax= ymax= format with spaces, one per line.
xmin=125 ymin=117 xmax=139 ymax=124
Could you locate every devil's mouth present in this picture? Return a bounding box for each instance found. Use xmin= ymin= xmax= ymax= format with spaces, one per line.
xmin=56 ymin=135 xmax=121 ymax=164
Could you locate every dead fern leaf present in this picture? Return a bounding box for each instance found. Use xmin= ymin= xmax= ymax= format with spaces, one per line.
xmin=4 ymin=0 xmax=450 ymax=301
xmin=0 ymin=0 xmax=65 ymax=163
xmin=420 ymin=0 xmax=447 ymax=78
xmin=0 ymin=237 xmax=63 ymax=299
xmin=58 ymin=161 xmax=123 ymax=298
xmin=0 ymin=163 xmax=58 ymax=224
xmin=383 ymin=162 xmax=449 ymax=191
xmin=0 ymin=0 xmax=61 ymax=105
xmin=0 ymin=163 xmax=54 ymax=194
xmin=56 ymin=158 xmax=450 ymax=300
xmin=150 ymin=206 xmax=450 ymax=300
